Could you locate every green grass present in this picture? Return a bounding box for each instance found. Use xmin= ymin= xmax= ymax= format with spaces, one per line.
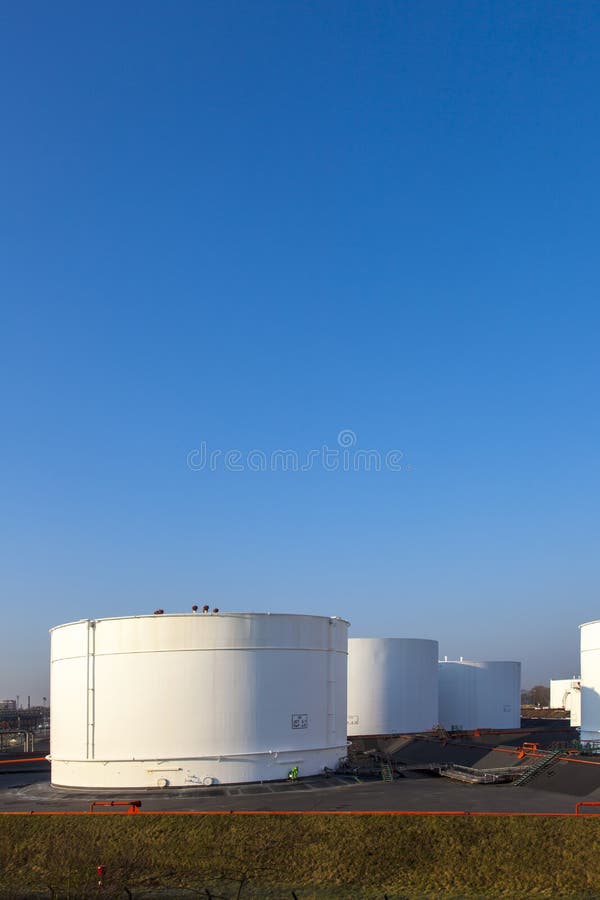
xmin=2 ymin=814 xmax=600 ymax=898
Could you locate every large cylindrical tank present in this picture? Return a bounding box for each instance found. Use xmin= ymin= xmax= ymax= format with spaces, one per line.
xmin=347 ymin=638 xmax=439 ymax=736
xmin=580 ymin=621 xmax=600 ymax=741
xmin=438 ymin=660 xmax=521 ymax=730
xmin=49 ymin=612 xmax=349 ymax=788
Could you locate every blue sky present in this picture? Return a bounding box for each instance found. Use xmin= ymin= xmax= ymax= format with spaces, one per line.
xmin=1 ymin=1 xmax=599 ymax=700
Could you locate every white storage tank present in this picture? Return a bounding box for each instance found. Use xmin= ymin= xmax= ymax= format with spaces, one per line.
xmin=550 ymin=677 xmax=581 ymax=727
xmin=580 ymin=621 xmax=600 ymax=741
xmin=347 ymin=638 xmax=439 ymax=736
xmin=438 ymin=659 xmax=521 ymax=731
xmin=49 ymin=612 xmax=349 ymax=788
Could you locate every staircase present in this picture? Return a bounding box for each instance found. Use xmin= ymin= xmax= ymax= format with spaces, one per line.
xmin=513 ymin=750 xmax=562 ymax=786
xmin=432 ymin=723 xmax=450 ymax=742
xmin=380 ymin=760 xmax=394 ymax=782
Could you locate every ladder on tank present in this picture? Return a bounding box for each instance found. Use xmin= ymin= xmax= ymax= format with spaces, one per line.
xmin=513 ymin=750 xmax=562 ymax=786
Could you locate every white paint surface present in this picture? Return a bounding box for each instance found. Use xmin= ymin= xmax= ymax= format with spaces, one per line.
xmin=347 ymin=638 xmax=439 ymax=735
xmin=580 ymin=621 xmax=600 ymax=740
xmin=49 ymin=613 xmax=349 ymax=787
xmin=550 ymin=677 xmax=581 ymax=726
xmin=438 ymin=660 xmax=521 ymax=731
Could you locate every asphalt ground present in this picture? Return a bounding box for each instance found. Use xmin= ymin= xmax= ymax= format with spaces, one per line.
xmin=526 ymin=758 xmax=600 ymax=796
xmin=1 ymin=724 xmax=596 ymax=815
xmin=0 ymin=760 xmax=597 ymax=815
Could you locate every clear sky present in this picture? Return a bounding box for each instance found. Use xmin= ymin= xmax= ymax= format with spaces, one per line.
xmin=1 ymin=1 xmax=599 ymax=701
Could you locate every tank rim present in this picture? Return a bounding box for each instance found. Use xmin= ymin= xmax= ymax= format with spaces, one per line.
xmin=49 ymin=612 xmax=351 ymax=633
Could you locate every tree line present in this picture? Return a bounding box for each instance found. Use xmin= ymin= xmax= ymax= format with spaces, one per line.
xmin=521 ymin=685 xmax=551 ymax=707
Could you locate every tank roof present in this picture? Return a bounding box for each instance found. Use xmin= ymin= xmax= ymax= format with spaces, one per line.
xmin=438 ymin=658 xmax=521 ymax=665
xmin=49 ymin=611 xmax=350 ymax=633
xmin=349 ymin=637 xmax=438 ymax=643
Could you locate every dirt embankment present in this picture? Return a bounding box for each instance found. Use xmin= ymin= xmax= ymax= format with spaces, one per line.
xmin=522 ymin=706 xmax=571 ymax=719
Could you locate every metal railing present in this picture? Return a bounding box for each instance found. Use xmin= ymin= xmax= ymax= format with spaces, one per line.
xmin=0 ymin=730 xmax=36 ymax=753
xmin=440 ymin=764 xmax=524 ymax=784
xmin=513 ymin=749 xmax=562 ymax=786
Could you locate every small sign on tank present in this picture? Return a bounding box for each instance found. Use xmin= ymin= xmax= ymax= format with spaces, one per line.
xmin=291 ymin=713 xmax=308 ymax=729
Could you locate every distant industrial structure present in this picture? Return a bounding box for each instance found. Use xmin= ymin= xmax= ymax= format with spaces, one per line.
xmin=547 ymin=619 xmax=600 ymax=739
xmin=550 ymin=677 xmax=581 ymax=727
xmin=0 ymin=700 xmax=49 ymax=752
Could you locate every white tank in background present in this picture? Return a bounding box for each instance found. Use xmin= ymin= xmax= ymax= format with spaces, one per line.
xmin=550 ymin=677 xmax=581 ymax=727
xmin=49 ymin=612 xmax=349 ymax=788
xmin=347 ymin=638 xmax=439 ymax=735
xmin=580 ymin=621 xmax=600 ymax=741
xmin=438 ymin=659 xmax=521 ymax=731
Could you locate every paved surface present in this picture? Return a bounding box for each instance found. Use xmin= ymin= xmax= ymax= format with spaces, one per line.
xmin=0 ymin=763 xmax=593 ymax=814
xmin=1 ymin=724 xmax=595 ymax=815
xmin=527 ymin=758 xmax=600 ymax=796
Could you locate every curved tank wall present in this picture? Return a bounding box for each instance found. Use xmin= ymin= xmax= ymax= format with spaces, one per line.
xmin=49 ymin=612 xmax=349 ymax=788
xmin=347 ymin=638 xmax=439 ymax=736
xmin=550 ymin=677 xmax=581 ymax=727
xmin=438 ymin=660 xmax=521 ymax=731
xmin=580 ymin=621 xmax=600 ymax=741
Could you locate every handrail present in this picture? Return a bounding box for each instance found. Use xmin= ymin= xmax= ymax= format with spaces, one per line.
xmin=1 ymin=808 xmax=597 ymax=817
xmin=89 ymin=800 xmax=141 ymax=814
xmin=575 ymin=802 xmax=600 ymax=816
xmin=0 ymin=757 xmax=47 ymax=765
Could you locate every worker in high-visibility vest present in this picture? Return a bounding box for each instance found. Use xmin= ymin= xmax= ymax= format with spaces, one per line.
xmin=288 ymin=766 xmax=299 ymax=782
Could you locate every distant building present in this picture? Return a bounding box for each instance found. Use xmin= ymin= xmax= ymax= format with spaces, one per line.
xmin=550 ymin=678 xmax=581 ymax=727
xmin=0 ymin=699 xmax=17 ymax=712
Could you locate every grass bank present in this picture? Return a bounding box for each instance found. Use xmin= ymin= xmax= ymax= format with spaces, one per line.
xmin=1 ymin=814 xmax=600 ymax=898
